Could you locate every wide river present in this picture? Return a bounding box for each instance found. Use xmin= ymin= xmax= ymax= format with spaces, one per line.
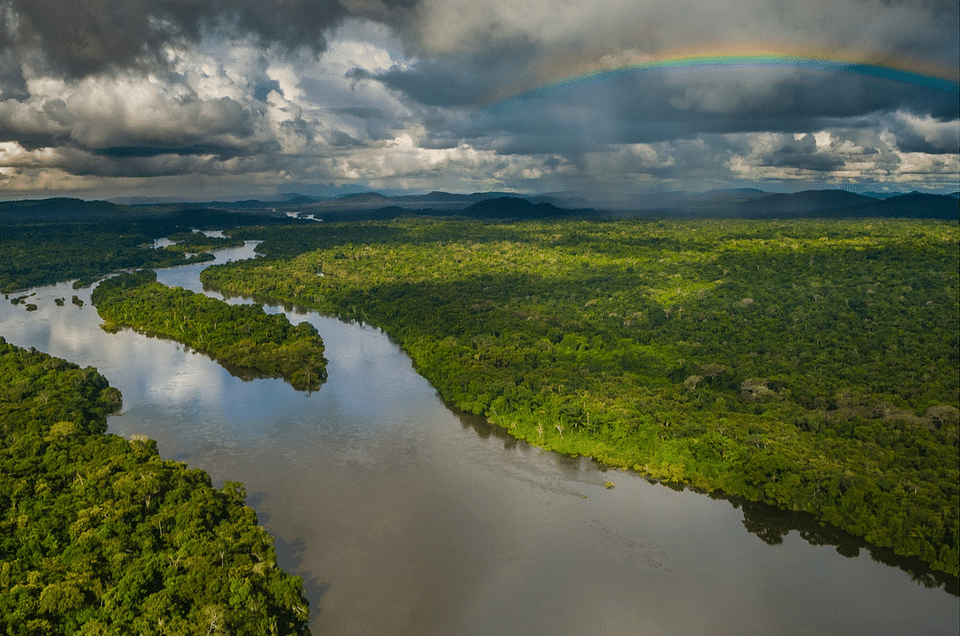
xmin=1 ymin=242 xmax=957 ymax=635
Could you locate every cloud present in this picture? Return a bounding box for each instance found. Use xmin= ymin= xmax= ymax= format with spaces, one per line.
xmin=755 ymin=133 xmax=846 ymax=173
xmin=0 ymin=71 xmax=260 ymax=150
xmin=0 ymin=1 xmax=957 ymax=198
xmin=369 ymin=39 xmax=540 ymax=108
xmin=890 ymin=111 xmax=960 ymax=154
xmin=721 ymin=127 xmax=960 ymax=189
xmin=403 ymin=0 xmax=958 ymax=78
xmin=0 ymin=0 xmax=422 ymax=79
xmin=373 ymin=63 xmax=957 ymax=162
xmin=0 ymin=19 xmax=422 ymax=194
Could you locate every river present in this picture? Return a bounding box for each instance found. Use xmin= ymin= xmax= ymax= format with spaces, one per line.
xmin=1 ymin=241 xmax=957 ymax=635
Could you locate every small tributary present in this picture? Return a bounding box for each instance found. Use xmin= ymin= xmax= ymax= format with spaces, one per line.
xmin=1 ymin=241 xmax=956 ymax=636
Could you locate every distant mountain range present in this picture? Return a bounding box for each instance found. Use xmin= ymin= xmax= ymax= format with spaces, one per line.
xmin=202 ymin=188 xmax=958 ymax=221
xmin=2 ymin=188 xmax=957 ymax=224
xmin=0 ymin=197 xmax=289 ymax=226
xmin=264 ymin=190 xmax=593 ymax=212
xmin=736 ymin=190 xmax=959 ymax=220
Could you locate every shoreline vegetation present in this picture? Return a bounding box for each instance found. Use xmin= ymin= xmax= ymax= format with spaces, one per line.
xmin=160 ymin=231 xmax=245 ymax=254
xmin=0 ymin=337 xmax=311 ymax=634
xmin=0 ymin=198 xmax=292 ymax=294
xmin=0 ymin=223 xmax=217 ymax=294
xmin=91 ymin=271 xmax=327 ymax=392
xmin=201 ymin=216 xmax=960 ymax=578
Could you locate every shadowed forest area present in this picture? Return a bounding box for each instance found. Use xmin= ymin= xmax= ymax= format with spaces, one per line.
xmin=0 ymin=199 xmax=291 ymax=293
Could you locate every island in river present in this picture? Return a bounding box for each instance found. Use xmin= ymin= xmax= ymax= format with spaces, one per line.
xmin=91 ymin=270 xmax=327 ymax=392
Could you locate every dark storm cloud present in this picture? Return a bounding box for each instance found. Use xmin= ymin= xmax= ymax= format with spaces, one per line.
xmin=0 ymin=50 xmax=28 ymax=100
xmin=328 ymin=129 xmax=364 ymax=147
xmin=757 ymin=134 xmax=844 ymax=172
xmin=344 ymin=67 xmax=375 ymax=83
xmin=896 ymin=131 xmax=960 ymax=155
xmin=885 ymin=112 xmax=960 ymax=154
xmin=253 ymin=77 xmax=283 ymax=101
xmin=368 ymin=40 xmax=540 ymax=108
xmin=91 ymin=139 xmax=274 ymax=158
xmin=400 ymin=0 xmax=958 ymax=90
xmin=377 ymin=63 xmax=958 ymax=158
xmin=375 ymin=64 xmax=487 ymax=107
xmin=328 ymin=105 xmax=390 ymax=121
xmin=364 ymin=0 xmax=958 ymax=161
xmin=0 ymin=0 xmax=419 ymax=78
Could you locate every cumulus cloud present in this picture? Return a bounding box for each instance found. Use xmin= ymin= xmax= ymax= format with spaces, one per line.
xmin=0 ymin=0 xmax=390 ymax=78
xmin=890 ymin=111 xmax=960 ymax=154
xmin=755 ymin=133 xmax=845 ymax=173
xmin=0 ymin=1 xmax=957 ymax=198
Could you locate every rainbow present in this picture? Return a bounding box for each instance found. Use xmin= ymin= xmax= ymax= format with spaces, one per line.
xmin=482 ymin=45 xmax=959 ymax=105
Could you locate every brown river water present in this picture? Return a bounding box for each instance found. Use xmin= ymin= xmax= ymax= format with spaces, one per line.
xmin=1 ymin=241 xmax=956 ymax=635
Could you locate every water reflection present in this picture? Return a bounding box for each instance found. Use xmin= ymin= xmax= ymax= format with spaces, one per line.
xmin=733 ymin=498 xmax=959 ymax=595
xmin=1 ymin=243 xmax=957 ymax=636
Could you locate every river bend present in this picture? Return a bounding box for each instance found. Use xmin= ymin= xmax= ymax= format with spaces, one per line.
xmin=1 ymin=242 xmax=956 ymax=635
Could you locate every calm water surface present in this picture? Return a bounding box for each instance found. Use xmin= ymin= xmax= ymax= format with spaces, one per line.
xmin=1 ymin=243 xmax=957 ymax=636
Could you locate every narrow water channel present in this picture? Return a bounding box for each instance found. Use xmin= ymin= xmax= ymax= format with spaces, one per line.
xmin=1 ymin=242 xmax=956 ymax=635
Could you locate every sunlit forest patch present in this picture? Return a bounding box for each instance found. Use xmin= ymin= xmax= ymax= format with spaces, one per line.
xmin=92 ymin=271 xmax=327 ymax=392
xmin=204 ymin=217 xmax=959 ymax=577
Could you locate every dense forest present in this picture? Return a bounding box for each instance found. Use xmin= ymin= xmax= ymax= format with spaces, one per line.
xmin=1 ymin=202 xmax=957 ymax=631
xmin=91 ymin=271 xmax=327 ymax=392
xmin=202 ymin=217 xmax=960 ymax=577
xmin=160 ymin=232 xmax=245 ymax=254
xmin=0 ymin=199 xmax=291 ymax=293
xmin=0 ymin=224 xmax=216 ymax=293
xmin=0 ymin=337 xmax=310 ymax=635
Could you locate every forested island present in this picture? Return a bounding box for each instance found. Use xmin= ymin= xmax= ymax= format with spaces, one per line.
xmin=0 ymin=338 xmax=310 ymax=634
xmin=91 ymin=271 xmax=327 ymax=392
xmin=203 ymin=216 xmax=960 ymax=577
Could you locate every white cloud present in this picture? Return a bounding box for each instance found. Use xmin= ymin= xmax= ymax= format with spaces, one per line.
xmin=721 ymin=127 xmax=959 ymax=189
xmin=893 ymin=111 xmax=960 ymax=152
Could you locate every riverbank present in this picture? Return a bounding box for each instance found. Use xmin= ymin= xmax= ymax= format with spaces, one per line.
xmin=2 ymin=236 xmax=957 ymax=635
xmin=92 ymin=270 xmax=327 ymax=392
xmin=202 ymin=216 xmax=960 ymax=578
xmin=0 ymin=337 xmax=311 ymax=634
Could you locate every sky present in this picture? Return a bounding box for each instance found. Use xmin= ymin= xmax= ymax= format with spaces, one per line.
xmin=0 ymin=0 xmax=957 ymax=201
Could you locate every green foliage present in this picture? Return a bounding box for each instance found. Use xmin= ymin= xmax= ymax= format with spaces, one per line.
xmin=204 ymin=217 xmax=960 ymax=577
xmin=91 ymin=271 xmax=327 ymax=391
xmin=0 ymin=197 xmax=304 ymax=293
xmin=0 ymin=338 xmax=310 ymax=634
xmin=163 ymin=231 xmax=245 ymax=254
xmin=0 ymin=224 xmax=215 ymax=293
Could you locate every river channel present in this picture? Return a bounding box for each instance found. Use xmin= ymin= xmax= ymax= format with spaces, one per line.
xmin=1 ymin=241 xmax=957 ymax=635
